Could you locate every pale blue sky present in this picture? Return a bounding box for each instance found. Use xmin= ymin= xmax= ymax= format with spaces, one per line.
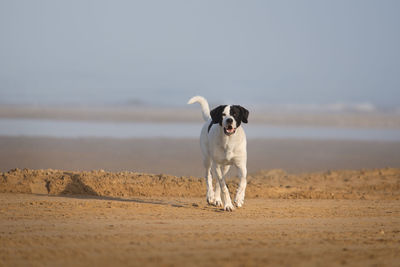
xmin=0 ymin=0 xmax=399 ymax=108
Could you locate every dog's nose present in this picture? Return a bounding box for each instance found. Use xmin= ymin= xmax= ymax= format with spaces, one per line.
xmin=226 ymin=118 xmax=233 ymax=124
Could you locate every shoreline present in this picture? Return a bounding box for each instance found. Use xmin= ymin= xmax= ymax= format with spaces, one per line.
xmin=1 ymin=104 xmax=400 ymax=129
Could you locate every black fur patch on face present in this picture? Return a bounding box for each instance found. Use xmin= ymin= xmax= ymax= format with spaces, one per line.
xmin=230 ymin=105 xmax=249 ymax=127
xmin=210 ymin=105 xmax=227 ymax=126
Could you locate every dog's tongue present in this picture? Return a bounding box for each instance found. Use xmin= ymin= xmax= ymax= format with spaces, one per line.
xmin=227 ymin=127 xmax=235 ymax=133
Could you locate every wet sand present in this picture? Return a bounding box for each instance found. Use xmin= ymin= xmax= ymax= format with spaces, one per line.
xmin=1 ymin=136 xmax=400 ymax=177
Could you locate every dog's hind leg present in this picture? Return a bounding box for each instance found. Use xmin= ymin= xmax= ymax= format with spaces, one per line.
xmin=234 ymin=163 xmax=247 ymax=208
xmin=213 ymin=164 xmax=234 ymax=211
xmin=203 ymin=158 xmax=215 ymax=205
xmin=214 ymin=180 xmax=222 ymax=207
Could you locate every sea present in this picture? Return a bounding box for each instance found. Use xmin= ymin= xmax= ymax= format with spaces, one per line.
xmin=0 ymin=118 xmax=399 ymax=141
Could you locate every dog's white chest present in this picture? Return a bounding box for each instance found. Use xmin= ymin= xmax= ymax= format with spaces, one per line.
xmin=213 ymin=142 xmax=236 ymax=164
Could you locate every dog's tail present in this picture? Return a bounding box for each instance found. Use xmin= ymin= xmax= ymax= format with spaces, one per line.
xmin=187 ymin=96 xmax=211 ymax=121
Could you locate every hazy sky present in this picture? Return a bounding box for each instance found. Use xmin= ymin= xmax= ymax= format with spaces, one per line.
xmin=0 ymin=0 xmax=399 ymax=107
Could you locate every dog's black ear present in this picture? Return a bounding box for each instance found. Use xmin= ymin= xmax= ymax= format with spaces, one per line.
xmin=239 ymin=106 xmax=249 ymax=123
xmin=210 ymin=105 xmax=226 ymax=125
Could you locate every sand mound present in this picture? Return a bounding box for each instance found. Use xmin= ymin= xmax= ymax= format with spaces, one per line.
xmin=1 ymin=168 xmax=399 ymax=200
xmin=0 ymin=169 xmax=204 ymax=197
xmin=248 ymin=168 xmax=400 ymax=200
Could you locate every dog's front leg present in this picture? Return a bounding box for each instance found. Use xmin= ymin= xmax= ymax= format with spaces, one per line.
xmin=213 ymin=165 xmax=229 ymax=207
xmin=234 ymin=163 xmax=247 ymax=208
xmin=213 ymin=164 xmax=234 ymax=211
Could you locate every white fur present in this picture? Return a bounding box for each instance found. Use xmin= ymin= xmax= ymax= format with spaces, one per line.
xmin=187 ymin=96 xmax=210 ymax=121
xmin=188 ymin=96 xmax=248 ymax=211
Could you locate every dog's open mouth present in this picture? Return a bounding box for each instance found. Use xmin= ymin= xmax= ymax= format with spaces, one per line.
xmin=224 ymin=125 xmax=236 ymax=136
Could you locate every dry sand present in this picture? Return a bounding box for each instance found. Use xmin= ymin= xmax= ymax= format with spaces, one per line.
xmin=1 ymin=168 xmax=400 ymax=200
xmin=1 ymin=168 xmax=400 ymax=266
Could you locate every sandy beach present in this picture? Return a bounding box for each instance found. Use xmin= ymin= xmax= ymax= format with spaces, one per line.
xmin=1 ymin=168 xmax=400 ymax=266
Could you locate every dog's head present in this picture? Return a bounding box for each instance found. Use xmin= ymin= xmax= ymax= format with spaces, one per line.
xmin=210 ymin=105 xmax=249 ymax=136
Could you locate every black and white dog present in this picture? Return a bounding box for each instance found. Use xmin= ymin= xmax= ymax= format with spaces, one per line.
xmin=188 ymin=96 xmax=249 ymax=211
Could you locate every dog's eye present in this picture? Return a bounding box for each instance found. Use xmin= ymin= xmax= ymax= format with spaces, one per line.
xmin=222 ymin=113 xmax=226 ymax=116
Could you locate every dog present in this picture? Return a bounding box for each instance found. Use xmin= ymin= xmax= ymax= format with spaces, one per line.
xmin=188 ymin=96 xmax=249 ymax=211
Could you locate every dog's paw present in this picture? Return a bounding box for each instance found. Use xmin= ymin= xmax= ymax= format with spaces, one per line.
xmin=206 ymin=198 xmax=215 ymax=205
xmin=206 ymin=189 xmax=216 ymax=205
xmin=206 ymin=195 xmax=216 ymax=205
xmin=234 ymin=198 xmax=244 ymax=208
xmin=214 ymin=198 xmax=223 ymax=207
xmin=234 ymin=190 xmax=245 ymax=208
xmin=224 ymin=203 xmax=235 ymax=212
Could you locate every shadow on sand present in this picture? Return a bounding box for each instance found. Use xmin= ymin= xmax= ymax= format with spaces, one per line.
xmin=48 ymin=174 xmax=193 ymax=209
xmin=34 ymin=173 xmax=222 ymax=212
